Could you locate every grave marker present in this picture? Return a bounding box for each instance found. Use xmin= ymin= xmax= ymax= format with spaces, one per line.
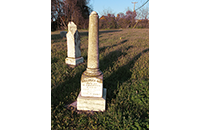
xmin=77 ymin=11 xmax=107 ymax=111
xmin=65 ymin=22 xmax=84 ymax=66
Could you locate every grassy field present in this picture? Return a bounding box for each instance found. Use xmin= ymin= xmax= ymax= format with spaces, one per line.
xmin=51 ymin=28 xmax=149 ymax=129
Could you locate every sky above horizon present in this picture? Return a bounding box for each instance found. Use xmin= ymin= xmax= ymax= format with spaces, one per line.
xmin=88 ymin=0 xmax=149 ymax=17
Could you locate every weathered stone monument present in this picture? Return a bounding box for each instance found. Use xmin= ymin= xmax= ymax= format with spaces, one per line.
xmin=77 ymin=11 xmax=107 ymax=111
xmin=65 ymin=22 xmax=84 ymax=66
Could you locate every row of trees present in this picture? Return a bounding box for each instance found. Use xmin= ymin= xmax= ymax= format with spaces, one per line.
xmin=99 ymin=8 xmax=149 ymax=29
xmin=51 ymin=0 xmax=149 ymax=31
xmin=99 ymin=10 xmax=137 ymax=29
xmin=51 ymin=0 xmax=92 ymax=31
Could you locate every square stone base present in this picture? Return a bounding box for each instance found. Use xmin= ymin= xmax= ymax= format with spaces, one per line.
xmin=65 ymin=57 xmax=84 ymax=66
xmin=77 ymin=88 xmax=106 ymax=111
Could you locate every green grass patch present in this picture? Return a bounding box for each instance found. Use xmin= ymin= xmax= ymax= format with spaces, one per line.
xmin=51 ymin=28 xmax=149 ymax=129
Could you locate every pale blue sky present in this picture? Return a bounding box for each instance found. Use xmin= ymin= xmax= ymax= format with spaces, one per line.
xmin=89 ymin=0 xmax=149 ymax=17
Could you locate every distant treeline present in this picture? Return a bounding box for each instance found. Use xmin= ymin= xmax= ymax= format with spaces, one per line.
xmin=99 ymin=10 xmax=149 ymax=29
xmin=51 ymin=0 xmax=148 ymax=31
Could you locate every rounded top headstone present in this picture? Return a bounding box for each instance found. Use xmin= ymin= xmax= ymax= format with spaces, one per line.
xmin=90 ymin=11 xmax=98 ymax=15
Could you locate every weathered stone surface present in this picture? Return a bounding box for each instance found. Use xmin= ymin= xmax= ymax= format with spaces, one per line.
xmin=81 ymin=73 xmax=103 ymax=97
xmin=65 ymin=57 xmax=84 ymax=66
xmin=82 ymin=11 xmax=102 ymax=77
xmin=87 ymin=11 xmax=99 ymax=69
xmin=76 ymin=11 xmax=107 ymax=112
xmin=67 ymin=22 xmax=80 ymax=58
xmin=77 ymin=88 xmax=106 ymax=111
xmin=65 ymin=21 xmax=83 ymax=66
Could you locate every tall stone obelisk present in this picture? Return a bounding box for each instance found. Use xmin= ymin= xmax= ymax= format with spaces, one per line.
xmin=77 ymin=11 xmax=106 ymax=111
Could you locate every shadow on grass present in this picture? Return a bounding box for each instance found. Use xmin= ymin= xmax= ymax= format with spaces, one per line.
xmin=51 ymin=30 xmax=122 ymax=43
xmin=51 ymin=49 xmax=126 ymax=107
xmin=51 ymin=47 xmax=148 ymax=104
xmin=104 ymin=48 xmax=149 ymax=103
xmin=79 ymin=30 xmax=122 ymax=37
xmin=51 ymin=49 xmax=127 ymax=107
xmin=51 ymin=34 xmax=63 ymax=41
xmin=51 ymin=57 xmax=59 ymax=64
xmin=51 ymin=65 xmax=86 ymax=107
xmin=100 ymin=50 xmax=127 ymax=72
xmin=51 ymin=46 xmax=148 ymax=112
xmin=126 ymin=45 xmax=135 ymax=50
xmin=99 ymin=30 xmax=122 ymax=35
xmin=99 ymin=39 xmax=128 ymax=53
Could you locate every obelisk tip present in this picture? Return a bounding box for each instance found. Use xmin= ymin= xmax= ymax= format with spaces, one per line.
xmin=90 ymin=11 xmax=98 ymax=15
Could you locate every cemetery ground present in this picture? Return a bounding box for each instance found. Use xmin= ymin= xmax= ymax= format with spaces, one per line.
xmin=51 ymin=28 xmax=149 ymax=129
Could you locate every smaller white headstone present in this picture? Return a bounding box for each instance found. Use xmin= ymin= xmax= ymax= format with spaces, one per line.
xmin=65 ymin=22 xmax=84 ymax=66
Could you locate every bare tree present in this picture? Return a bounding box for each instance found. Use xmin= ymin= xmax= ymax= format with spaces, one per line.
xmin=51 ymin=0 xmax=92 ymax=30
xmin=135 ymin=6 xmax=149 ymax=28
xmin=99 ymin=9 xmax=117 ymax=29
xmin=99 ymin=8 xmax=115 ymax=17
xmin=125 ymin=10 xmax=137 ymax=28
xmin=137 ymin=6 xmax=149 ymax=20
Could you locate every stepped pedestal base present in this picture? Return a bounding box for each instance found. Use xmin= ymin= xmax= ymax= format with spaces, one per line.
xmin=77 ymin=88 xmax=106 ymax=111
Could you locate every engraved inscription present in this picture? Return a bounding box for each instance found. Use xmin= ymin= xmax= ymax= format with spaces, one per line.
xmin=81 ymin=77 xmax=103 ymax=97
xmin=82 ymin=78 xmax=101 ymax=83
